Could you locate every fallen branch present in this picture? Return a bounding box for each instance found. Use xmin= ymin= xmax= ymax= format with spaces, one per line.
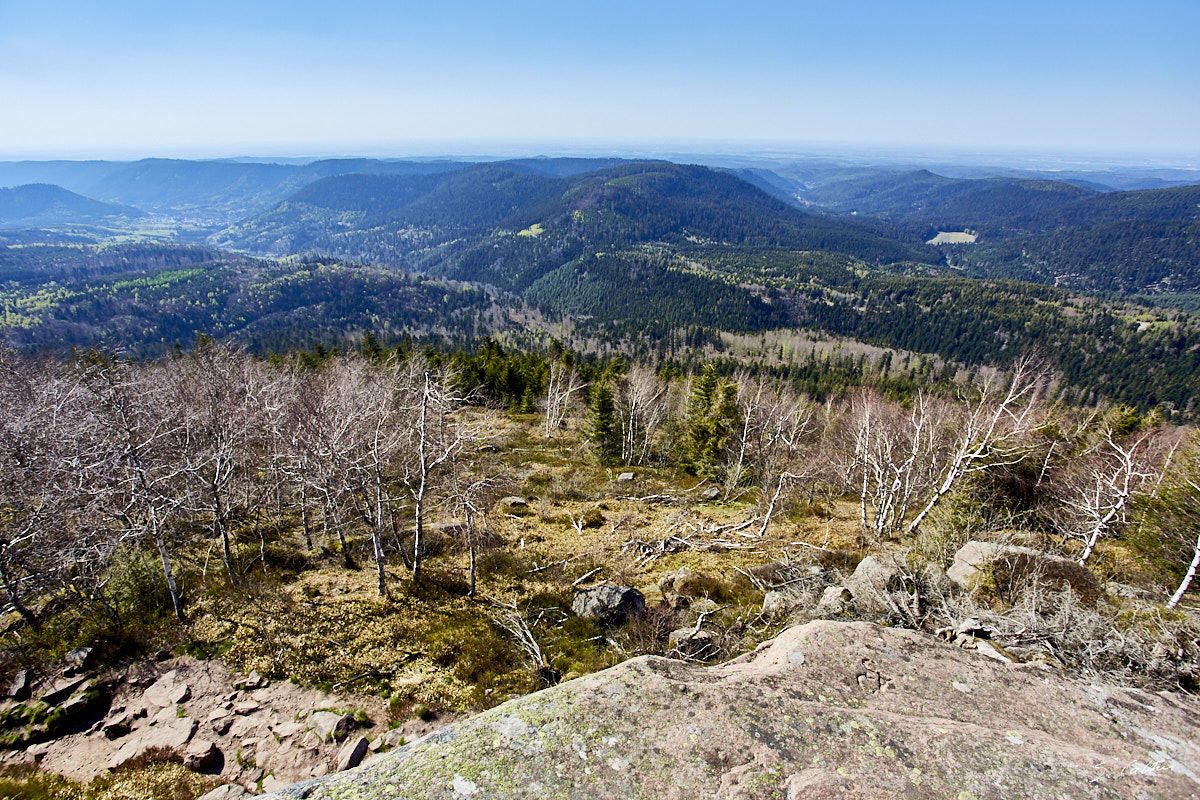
xmin=572 ymin=566 xmax=602 ymax=586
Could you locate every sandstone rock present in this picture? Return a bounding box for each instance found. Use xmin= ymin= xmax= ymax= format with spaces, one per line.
xmin=815 ymin=585 xmax=851 ymax=616
xmin=761 ymin=590 xmax=799 ymax=618
xmin=142 ymin=669 xmax=191 ymax=708
xmin=699 ymin=486 xmax=722 ymax=501
xmin=6 ymin=669 xmax=32 ymax=701
xmin=257 ymin=620 xmax=1200 ymax=800
xmin=667 ymin=628 xmax=718 ymax=658
xmin=233 ymin=702 xmax=261 ymax=716
xmin=616 ymin=472 xmax=635 ymax=483
xmin=63 ymin=646 xmax=95 ymax=673
xmin=109 ymin=715 xmax=198 ymax=771
xmin=571 ymin=585 xmax=646 ymax=626
xmin=40 ymin=674 xmax=91 ymax=706
xmin=184 ymin=738 xmax=219 ymax=771
xmin=499 ymin=496 xmax=528 ymax=510
xmin=233 ymin=670 xmax=267 ymax=691
xmin=947 ymin=541 xmax=1101 ymax=602
xmin=103 ymin=711 xmax=135 ymax=740
xmin=843 ymin=555 xmax=902 ymax=612
xmin=197 ymin=785 xmax=249 ymax=800
xmin=337 ymin=736 xmax=370 ymax=771
xmin=308 ymin=711 xmax=355 ymax=743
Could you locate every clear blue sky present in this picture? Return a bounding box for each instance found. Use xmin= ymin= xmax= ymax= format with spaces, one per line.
xmin=1 ymin=0 xmax=1196 ymax=160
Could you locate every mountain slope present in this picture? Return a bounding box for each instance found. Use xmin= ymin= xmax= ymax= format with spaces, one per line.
xmin=0 ymin=184 xmax=145 ymax=227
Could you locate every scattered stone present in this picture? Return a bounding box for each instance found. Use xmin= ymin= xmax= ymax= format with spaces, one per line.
xmin=233 ymin=670 xmax=267 ymax=691
xmin=233 ymin=702 xmax=261 ymax=716
xmin=571 ymin=584 xmax=646 ymax=626
xmin=6 ymin=669 xmax=32 ymax=701
xmin=184 ymin=738 xmax=219 ymax=771
xmin=142 ymin=670 xmax=191 ymax=708
xmin=699 ymin=486 xmax=722 ymax=501
xmin=815 ymin=586 xmax=851 ymax=616
xmin=307 ymin=711 xmax=356 ymax=743
xmin=336 ymin=735 xmax=370 ymax=771
xmin=103 ymin=711 xmax=135 ymax=740
xmin=197 ymin=785 xmax=249 ymax=800
xmin=211 ymin=715 xmax=235 ymax=736
xmin=617 ymin=472 xmax=635 ymax=483
xmin=499 ymin=496 xmax=528 ymax=509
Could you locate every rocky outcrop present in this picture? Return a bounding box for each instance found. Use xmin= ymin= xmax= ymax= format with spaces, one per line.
xmin=261 ymin=620 xmax=1200 ymax=800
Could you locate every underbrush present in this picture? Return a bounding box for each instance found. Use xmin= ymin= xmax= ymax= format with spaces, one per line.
xmin=0 ymin=761 xmax=215 ymax=800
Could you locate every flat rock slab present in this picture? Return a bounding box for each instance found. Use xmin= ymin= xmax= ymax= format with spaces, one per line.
xmin=109 ymin=715 xmax=198 ymax=771
xmin=261 ymin=620 xmax=1200 ymax=800
xmin=142 ymin=669 xmax=191 ymax=708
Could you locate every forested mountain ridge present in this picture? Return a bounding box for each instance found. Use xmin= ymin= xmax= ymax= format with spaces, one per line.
xmin=217 ymin=161 xmax=939 ymax=288
xmin=0 ymin=184 xmax=145 ymax=227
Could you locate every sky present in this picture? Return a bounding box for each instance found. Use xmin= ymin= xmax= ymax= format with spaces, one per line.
xmin=0 ymin=0 xmax=1197 ymax=161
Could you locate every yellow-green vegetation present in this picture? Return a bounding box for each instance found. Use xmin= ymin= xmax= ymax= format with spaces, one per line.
xmin=0 ymin=762 xmax=216 ymax=800
xmin=516 ymin=223 xmax=544 ymax=238
xmin=180 ymin=436 xmax=853 ymax=714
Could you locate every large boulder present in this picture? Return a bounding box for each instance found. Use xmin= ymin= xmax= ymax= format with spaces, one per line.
xmin=6 ymin=669 xmax=32 ymax=701
xmin=571 ymin=585 xmax=646 ymax=626
xmin=337 ymin=736 xmax=371 ymax=771
xmin=843 ymin=555 xmax=904 ymax=612
xmin=948 ymin=541 xmax=1101 ymax=603
xmin=258 ymin=620 xmax=1200 ymax=800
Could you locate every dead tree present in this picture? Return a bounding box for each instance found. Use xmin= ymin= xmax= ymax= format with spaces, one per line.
xmin=905 ymin=359 xmax=1046 ymax=537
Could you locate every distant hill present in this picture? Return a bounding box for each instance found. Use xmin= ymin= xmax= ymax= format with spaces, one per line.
xmin=0 ymin=158 xmax=474 ymax=221
xmin=0 ymin=184 xmax=145 ymax=227
xmin=800 ymin=169 xmax=1098 ymax=231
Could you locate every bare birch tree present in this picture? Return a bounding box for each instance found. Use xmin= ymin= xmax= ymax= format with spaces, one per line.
xmin=905 ymin=358 xmax=1047 ymax=536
